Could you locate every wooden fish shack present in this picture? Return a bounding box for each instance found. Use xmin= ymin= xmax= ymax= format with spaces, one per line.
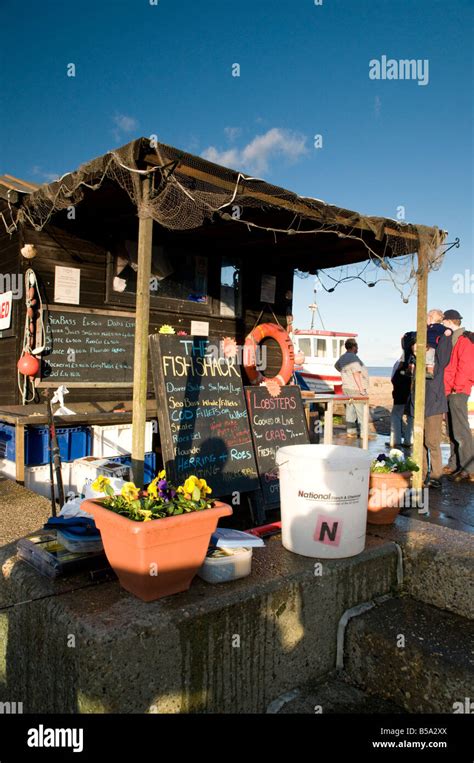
xmin=0 ymin=137 xmax=445 ymax=505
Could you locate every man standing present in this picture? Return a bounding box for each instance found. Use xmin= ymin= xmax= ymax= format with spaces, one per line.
xmin=335 ymin=339 xmax=374 ymax=439
xmin=416 ymin=331 xmax=452 ymax=488
xmin=443 ymin=309 xmax=474 ymax=483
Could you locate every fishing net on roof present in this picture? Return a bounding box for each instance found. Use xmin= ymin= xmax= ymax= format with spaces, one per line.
xmin=2 ymin=137 xmax=446 ymax=300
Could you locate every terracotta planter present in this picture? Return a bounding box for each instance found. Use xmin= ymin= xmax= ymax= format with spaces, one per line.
xmin=367 ymin=471 xmax=412 ymax=525
xmin=83 ymin=499 xmax=232 ymax=601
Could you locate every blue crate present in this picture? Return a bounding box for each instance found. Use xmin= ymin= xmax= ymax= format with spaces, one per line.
xmin=0 ymin=423 xmax=15 ymax=461
xmin=107 ymin=452 xmax=157 ymax=484
xmin=0 ymin=423 xmax=92 ymax=465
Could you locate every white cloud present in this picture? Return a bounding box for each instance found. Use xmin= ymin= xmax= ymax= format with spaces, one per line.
xmin=223 ymin=126 xmax=241 ymax=142
xmin=31 ymin=166 xmax=59 ymax=183
xmin=112 ymin=113 xmax=139 ymax=142
xmin=202 ymin=128 xmax=308 ymax=175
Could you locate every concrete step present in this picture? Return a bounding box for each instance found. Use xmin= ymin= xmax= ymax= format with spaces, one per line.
xmin=0 ymin=525 xmax=400 ymax=713
xmin=344 ymin=596 xmax=474 ymax=713
xmin=271 ymin=674 xmax=403 ymax=714
xmin=367 ymin=516 xmax=474 ymax=620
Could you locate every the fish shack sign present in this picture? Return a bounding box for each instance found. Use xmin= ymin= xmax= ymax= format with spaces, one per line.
xmin=149 ymin=335 xmax=259 ymax=498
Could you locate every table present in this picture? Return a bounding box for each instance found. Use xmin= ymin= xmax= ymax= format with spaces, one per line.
xmin=301 ymin=393 xmax=370 ymax=450
xmin=0 ymin=400 xmax=158 ymax=483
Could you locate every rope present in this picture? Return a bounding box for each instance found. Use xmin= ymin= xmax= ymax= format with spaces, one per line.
xmin=17 ymin=269 xmax=44 ymax=404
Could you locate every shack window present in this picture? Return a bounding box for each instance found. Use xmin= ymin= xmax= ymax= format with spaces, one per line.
xmin=332 ymin=339 xmax=338 ymax=358
xmin=111 ymin=243 xmax=208 ymax=305
xmin=220 ymin=256 xmax=242 ymax=317
xmin=340 ymin=339 xmax=346 ymax=355
xmin=315 ymin=338 xmax=326 ymax=357
xmin=297 ymin=338 xmax=312 ymax=357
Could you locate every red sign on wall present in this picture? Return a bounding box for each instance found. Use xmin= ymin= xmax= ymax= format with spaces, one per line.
xmin=0 ymin=291 xmax=12 ymax=331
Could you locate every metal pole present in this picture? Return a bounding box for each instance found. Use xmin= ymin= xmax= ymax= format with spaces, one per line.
xmin=131 ymin=176 xmax=153 ymax=488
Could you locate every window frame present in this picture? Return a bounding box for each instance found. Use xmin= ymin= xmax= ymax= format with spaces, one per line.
xmin=105 ymin=251 xmax=214 ymax=316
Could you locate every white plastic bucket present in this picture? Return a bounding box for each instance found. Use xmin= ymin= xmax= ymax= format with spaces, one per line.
xmin=275 ymin=444 xmax=371 ymax=559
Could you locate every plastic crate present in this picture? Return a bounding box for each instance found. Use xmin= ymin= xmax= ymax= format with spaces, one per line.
xmin=27 ymin=426 xmax=91 ymax=466
xmin=0 ymin=423 xmax=15 ymax=461
xmin=0 ymin=458 xmax=16 ymax=479
xmin=107 ymin=452 xmax=157 ymax=484
xmin=0 ymin=423 xmax=91 ymax=466
xmin=24 ymin=463 xmax=73 ymax=500
xmin=72 ymin=456 xmax=127 ymax=497
xmin=91 ymin=422 xmax=154 ymax=458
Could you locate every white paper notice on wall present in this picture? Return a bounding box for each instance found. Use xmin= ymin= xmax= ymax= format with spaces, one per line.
xmin=260 ymin=274 xmax=276 ymax=304
xmin=191 ymin=320 xmax=209 ymax=336
xmin=0 ymin=291 xmax=12 ymax=330
xmin=54 ymin=266 xmax=81 ymax=305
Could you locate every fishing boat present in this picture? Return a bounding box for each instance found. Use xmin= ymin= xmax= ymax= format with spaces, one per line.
xmin=291 ymin=328 xmax=358 ymax=394
xmin=291 ymin=298 xmax=357 ymax=394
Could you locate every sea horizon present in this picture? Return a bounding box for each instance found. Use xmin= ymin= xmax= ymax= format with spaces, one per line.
xmin=368 ymin=366 xmax=392 ymax=378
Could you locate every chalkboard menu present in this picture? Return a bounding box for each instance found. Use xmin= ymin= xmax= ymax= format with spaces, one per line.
xmin=42 ymin=309 xmax=135 ymax=385
xmin=149 ymin=334 xmax=259 ymax=497
xmin=245 ymin=386 xmax=309 ymax=506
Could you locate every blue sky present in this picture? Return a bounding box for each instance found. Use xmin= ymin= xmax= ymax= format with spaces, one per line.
xmin=1 ymin=0 xmax=472 ymax=364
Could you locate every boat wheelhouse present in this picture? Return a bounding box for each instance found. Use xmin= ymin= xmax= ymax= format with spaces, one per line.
xmin=291 ymin=329 xmax=358 ymax=394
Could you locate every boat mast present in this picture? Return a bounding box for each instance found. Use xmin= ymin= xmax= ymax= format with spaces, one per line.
xmin=309 ymin=281 xmax=325 ymax=330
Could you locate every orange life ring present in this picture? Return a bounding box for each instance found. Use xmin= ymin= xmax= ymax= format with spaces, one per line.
xmin=244 ymin=323 xmax=295 ymax=386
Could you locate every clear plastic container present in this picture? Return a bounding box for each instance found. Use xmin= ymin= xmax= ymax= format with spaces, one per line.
xmin=198 ymin=547 xmax=252 ymax=584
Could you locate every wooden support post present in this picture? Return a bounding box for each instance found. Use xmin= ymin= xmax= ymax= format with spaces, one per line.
xmin=412 ymin=246 xmax=428 ymax=491
xmin=15 ymin=422 xmax=25 ymax=484
xmin=131 ymin=177 xmax=153 ymax=488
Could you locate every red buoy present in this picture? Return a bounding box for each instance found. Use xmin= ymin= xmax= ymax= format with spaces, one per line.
xmin=17 ymin=352 xmax=40 ymax=377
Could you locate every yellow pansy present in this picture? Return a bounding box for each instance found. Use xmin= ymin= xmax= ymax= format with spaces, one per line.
xmin=197 ymin=478 xmax=212 ymax=496
xmin=91 ymin=475 xmax=111 ymax=493
xmin=121 ymin=482 xmax=140 ymax=502
xmin=147 ymin=478 xmax=159 ymax=500
xmin=138 ymin=509 xmax=153 ymax=522
xmin=183 ymin=476 xmax=199 ymax=495
xmin=158 ymin=469 xmax=166 ymax=479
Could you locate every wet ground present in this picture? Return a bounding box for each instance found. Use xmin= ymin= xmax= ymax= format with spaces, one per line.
xmin=333 ymin=430 xmax=474 ymax=534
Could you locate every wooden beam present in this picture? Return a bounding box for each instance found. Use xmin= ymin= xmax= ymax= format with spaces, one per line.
xmin=37 ymin=382 xmax=133 ymax=388
xmin=47 ymin=305 xmax=135 ymax=319
xmin=3 ymin=174 xmax=39 ymax=190
xmin=144 ymin=152 xmax=420 ymax=244
xmin=15 ymin=423 xmax=25 ymax=484
xmin=131 ymin=177 xmax=154 ymax=487
xmin=412 ymin=245 xmax=428 ymax=492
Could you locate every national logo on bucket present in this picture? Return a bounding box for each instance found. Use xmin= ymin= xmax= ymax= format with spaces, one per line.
xmin=298 ymin=490 xmax=331 ymax=500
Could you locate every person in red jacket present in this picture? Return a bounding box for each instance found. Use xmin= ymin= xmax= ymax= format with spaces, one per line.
xmin=443 ymin=309 xmax=474 ymax=483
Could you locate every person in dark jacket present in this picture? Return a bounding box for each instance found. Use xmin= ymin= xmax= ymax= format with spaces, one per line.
xmin=390 ymin=346 xmax=413 ymax=447
xmin=410 ymin=331 xmax=452 ymax=488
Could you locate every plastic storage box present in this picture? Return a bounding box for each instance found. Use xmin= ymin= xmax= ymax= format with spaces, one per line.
xmin=91 ymin=422 xmax=154 ymax=458
xmin=107 ymin=452 xmax=157 ymax=484
xmin=72 ymin=456 xmax=128 ymax=496
xmin=73 ymin=452 xmax=157 ymax=495
xmin=0 ymin=423 xmax=91 ymax=466
xmin=198 ymin=547 xmax=253 ymax=584
xmin=24 ymin=463 xmax=73 ymax=500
